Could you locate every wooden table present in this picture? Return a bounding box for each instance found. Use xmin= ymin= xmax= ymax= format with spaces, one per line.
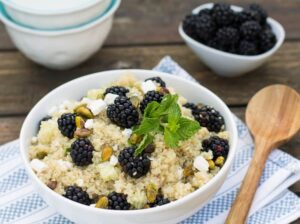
xmin=0 ymin=0 xmax=299 ymax=221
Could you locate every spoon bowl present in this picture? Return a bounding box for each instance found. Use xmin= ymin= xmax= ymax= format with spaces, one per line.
xmin=226 ymin=84 xmax=300 ymax=223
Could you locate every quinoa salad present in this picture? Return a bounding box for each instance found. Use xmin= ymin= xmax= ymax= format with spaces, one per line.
xmin=29 ymin=74 xmax=230 ymax=210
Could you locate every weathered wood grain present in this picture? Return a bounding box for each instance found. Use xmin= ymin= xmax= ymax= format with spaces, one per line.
xmin=0 ymin=0 xmax=300 ymax=50
xmin=0 ymin=42 xmax=299 ymax=115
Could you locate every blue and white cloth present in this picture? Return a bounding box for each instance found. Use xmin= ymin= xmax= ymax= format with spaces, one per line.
xmin=0 ymin=56 xmax=300 ymax=224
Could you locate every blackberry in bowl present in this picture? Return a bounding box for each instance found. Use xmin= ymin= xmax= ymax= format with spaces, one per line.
xmin=179 ymin=3 xmax=285 ymax=77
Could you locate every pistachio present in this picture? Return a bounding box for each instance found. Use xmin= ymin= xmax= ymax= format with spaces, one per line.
xmin=36 ymin=151 xmax=47 ymax=160
xmin=158 ymin=86 xmax=170 ymax=94
xmin=102 ymin=146 xmax=113 ymax=161
xmin=96 ymin=196 xmax=109 ymax=208
xmin=215 ymin=156 xmax=225 ymax=167
xmin=129 ymin=133 xmax=142 ymax=145
xmin=183 ymin=164 xmax=194 ymax=177
xmin=208 ymin=160 xmax=215 ymax=170
xmin=75 ymin=106 xmax=94 ymax=119
xmin=74 ymin=128 xmax=92 ymax=138
xmin=64 ymin=147 xmax=71 ymax=156
xmin=129 ymin=96 xmax=140 ymax=108
xmin=146 ymin=183 xmax=158 ymax=203
xmin=47 ymin=180 xmax=57 ymax=190
xmin=75 ymin=116 xmax=85 ymax=128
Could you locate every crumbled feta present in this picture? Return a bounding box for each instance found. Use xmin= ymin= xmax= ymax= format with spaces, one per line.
xmin=48 ymin=106 xmax=58 ymax=116
xmin=84 ymin=119 xmax=94 ymax=129
xmin=87 ymin=99 xmax=106 ymax=115
xmin=81 ymin=97 xmax=93 ymax=105
xmin=141 ymin=80 xmax=156 ymax=93
xmin=99 ymin=162 xmax=119 ymax=181
xmin=90 ymin=204 xmax=96 ymax=207
xmin=109 ymin=155 xmax=118 ymax=166
xmin=122 ymin=128 xmax=132 ymax=139
xmin=104 ymin=93 xmax=119 ymax=105
xmin=193 ymin=156 xmax=209 ymax=172
xmin=76 ymin=179 xmax=84 ymax=187
xmin=56 ymin=160 xmax=72 ymax=171
xmin=31 ymin=137 xmax=38 ymax=144
xmin=30 ymin=159 xmax=47 ymax=172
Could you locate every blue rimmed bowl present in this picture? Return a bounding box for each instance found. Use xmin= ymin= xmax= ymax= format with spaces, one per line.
xmin=0 ymin=0 xmax=121 ymax=70
xmin=2 ymin=0 xmax=112 ymax=30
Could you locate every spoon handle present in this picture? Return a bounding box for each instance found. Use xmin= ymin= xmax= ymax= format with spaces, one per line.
xmin=225 ymin=140 xmax=272 ymax=224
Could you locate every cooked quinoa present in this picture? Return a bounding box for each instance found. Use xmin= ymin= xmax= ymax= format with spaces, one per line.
xmin=29 ymin=74 xmax=229 ymax=210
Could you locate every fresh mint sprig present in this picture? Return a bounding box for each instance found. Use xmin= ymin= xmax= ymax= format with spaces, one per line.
xmin=133 ymin=94 xmax=200 ymax=156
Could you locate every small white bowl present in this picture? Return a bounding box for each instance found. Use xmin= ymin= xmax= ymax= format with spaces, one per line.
xmin=20 ymin=69 xmax=238 ymax=224
xmin=2 ymin=0 xmax=111 ymax=30
xmin=0 ymin=0 xmax=121 ymax=70
xmin=179 ymin=3 xmax=285 ymax=77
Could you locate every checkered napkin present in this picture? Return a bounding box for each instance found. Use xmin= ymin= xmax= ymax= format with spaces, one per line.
xmin=0 ymin=56 xmax=299 ymax=224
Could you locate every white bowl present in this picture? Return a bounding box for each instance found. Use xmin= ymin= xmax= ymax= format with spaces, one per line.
xmin=2 ymin=0 xmax=111 ymax=30
xmin=179 ymin=3 xmax=285 ymax=77
xmin=20 ymin=69 xmax=238 ymax=224
xmin=0 ymin=0 xmax=120 ymax=70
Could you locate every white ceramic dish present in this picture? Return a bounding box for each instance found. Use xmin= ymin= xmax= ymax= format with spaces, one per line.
xmin=2 ymin=0 xmax=111 ymax=30
xmin=178 ymin=3 xmax=285 ymax=77
xmin=0 ymin=0 xmax=120 ymax=70
xmin=20 ymin=69 xmax=238 ymax=224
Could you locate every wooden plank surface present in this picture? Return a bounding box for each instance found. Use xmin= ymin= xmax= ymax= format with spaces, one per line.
xmin=0 ymin=0 xmax=300 ymax=50
xmin=0 ymin=42 xmax=299 ymax=115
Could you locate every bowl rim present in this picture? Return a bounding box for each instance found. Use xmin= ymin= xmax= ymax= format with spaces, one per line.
xmin=1 ymin=0 xmax=109 ymax=15
xmin=178 ymin=3 xmax=285 ymax=61
xmin=20 ymin=69 xmax=238 ymax=215
xmin=0 ymin=0 xmax=121 ymax=36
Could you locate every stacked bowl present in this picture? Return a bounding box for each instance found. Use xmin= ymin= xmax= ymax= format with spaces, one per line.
xmin=0 ymin=0 xmax=121 ymax=69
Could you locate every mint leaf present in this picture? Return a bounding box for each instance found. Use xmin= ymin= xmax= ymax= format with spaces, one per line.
xmin=134 ymin=134 xmax=154 ymax=156
xmin=152 ymin=94 xmax=179 ymax=117
xmin=133 ymin=117 xmax=160 ymax=135
xmin=177 ymin=117 xmax=200 ymax=140
xmin=144 ymin=101 xmax=160 ymax=118
xmin=164 ymin=127 xmax=180 ymax=148
xmin=168 ymin=103 xmax=181 ymax=125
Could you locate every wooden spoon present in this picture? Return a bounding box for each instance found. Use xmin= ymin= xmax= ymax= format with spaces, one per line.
xmin=226 ymin=85 xmax=300 ymax=224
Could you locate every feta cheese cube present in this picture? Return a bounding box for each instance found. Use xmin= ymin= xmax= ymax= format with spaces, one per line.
xmin=110 ymin=155 xmax=118 ymax=166
xmin=193 ymin=155 xmax=209 ymax=172
xmin=84 ymin=119 xmax=94 ymax=129
xmin=122 ymin=128 xmax=132 ymax=139
xmin=141 ymin=80 xmax=156 ymax=93
xmin=99 ymin=162 xmax=119 ymax=181
xmin=104 ymin=93 xmax=119 ymax=105
xmin=56 ymin=160 xmax=72 ymax=171
xmin=87 ymin=99 xmax=106 ymax=115
xmin=30 ymin=159 xmax=47 ymax=172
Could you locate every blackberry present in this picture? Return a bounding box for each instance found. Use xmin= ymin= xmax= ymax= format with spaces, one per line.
xmin=70 ymin=138 xmax=94 ymax=166
xmin=118 ymin=147 xmax=151 ymax=178
xmin=57 ymin=113 xmax=76 ymax=139
xmin=104 ymin=86 xmax=129 ymax=97
xmin=259 ymin=29 xmax=276 ymax=53
xmin=249 ymin=4 xmax=267 ymax=25
xmin=107 ymin=192 xmax=131 ymax=210
xmin=216 ymin=27 xmax=240 ymax=46
xmin=107 ymin=96 xmax=139 ymax=128
xmin=198 ymin=8 xmax=211 ymax=17
xmin=197 ymin=106 xmax=225 ymax=132
xmin=149 ymin=194 xmax=170 ymax=207
xmin=38 ymin=116 xmax=51 ymax=130
xmin=183 ymin=14 xmax=216 ymax=42
xmin=211 ymin=3 xmax=235 ymax=27
xmin=145 ymin=77 xmax=166 ymax=87
xmin=233 ymin=10 xmax=258 ymax=27
xmin=140 ymin=91 xmax=164 ymax=113
xmin=239 ymin=40 xmax=258 ymax=55
xmin=183 ymin=102 xmax=199 ymax=114
xmin=63 ymin=186 xmax=92 ymax=205
xmin=202 ymin=136 xmax=229 ymax=159
xmin=240 ymin=21 xmax=262 ymax=41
